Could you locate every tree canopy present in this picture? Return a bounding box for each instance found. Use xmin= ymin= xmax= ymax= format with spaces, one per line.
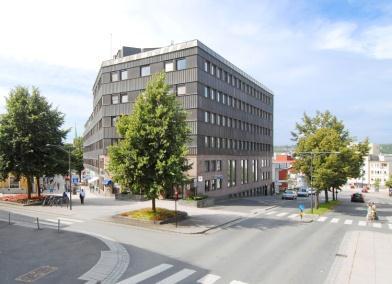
xmin=292 ymin=111 xmax=368 ymax=206
xmin=0 ymin=86 xmax=68 ymax=198
xmin=108 ymin=73 xmax=191 ymax=212
xmin=71 ymin=136 xmax=84 ymax=179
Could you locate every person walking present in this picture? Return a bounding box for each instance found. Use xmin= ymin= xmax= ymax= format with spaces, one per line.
xmin=366 ymin=202 xmax=373 ymax=222
xmin=79 ymin=189 xmax=85 ymax=205
xmin=371 ymin=202 xmax=378 ymax=220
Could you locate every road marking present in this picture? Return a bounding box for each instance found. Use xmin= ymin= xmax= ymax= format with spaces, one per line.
xmin=46 ymin=219 xmax=72 ymax=225
xmin=230 ymin=281 xmax=248 ymax=284
xmin=15 ymin=266 xmax=58 ymax=282
xmin=317 ymin=217 xmax=327 ymax=222
xmin=330 ymin=218 xmax=339 ymax=223
xmin=156 ymin=268 xmax=196 ymax=284
xmin=344 ymin=220 xmax=353 ymax=225
xmin=57 ymin=217 xmax=83 ymax=223
xmin=266 ymin=211 xmax=277 ymax=215
xmin=38 ymin=221 xmax=60 ymax=226
xmin=276 ymin=212 xmax=288 ymax=217
xmin=288 ymin=214 xmax=297 ymax=218
xmin=117 ymin=264 xmax=173 ymax=284
xmin=373 ymin=223 xmax=382 ymax=229
xmin=358 ymin=221 xmax=367 ymax=226
xmin=389 ymin=224 xmax=392 ymax=230
xmin=197 ymin=274 xmax=221 ymax=284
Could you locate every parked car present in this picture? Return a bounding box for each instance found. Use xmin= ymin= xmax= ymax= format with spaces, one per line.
xmin=361 ymin=188 xmax=368 ymax=193
xmin=307 ymin=188 xmax=316 ymax=195
xmin=351 ymin=192 xmax=365 ymax=203
xmin=282 ymin=190 xmax=297 ymax=200
xmin=297 ymin=188 xmax=309 ymax=197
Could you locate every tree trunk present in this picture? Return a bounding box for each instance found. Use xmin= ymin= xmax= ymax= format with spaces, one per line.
xmin=26 ymin=175 xmax=33 ymax=199
xmin=152 ymin=197 xmax=156 ymax=213
xmin=315 ymin=192 xmax=320 ymax=209
xmin=332 ymin=188 xmax=335 ymax=201
xmin=324 ymin=189 xmax=329 ymax=203
xmin=79 ymin=171 xmax=82 ymax=184
xmin=36 ymin=176 xmax=41 ymax=197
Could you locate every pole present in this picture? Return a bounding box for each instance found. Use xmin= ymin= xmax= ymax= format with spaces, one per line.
xmin=69 ymin=148 xmax=72 ymax=210
xmin=310 ymin=154 xmax=313 ymax=214
xmin=8 ymin=212 xmax=11 ymax=225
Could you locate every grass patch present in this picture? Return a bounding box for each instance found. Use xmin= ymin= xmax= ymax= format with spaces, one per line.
xmin=120 ymin=208 xmax=177 ymax=221
xmin=305 ymin=200 xmax=341 ymax=215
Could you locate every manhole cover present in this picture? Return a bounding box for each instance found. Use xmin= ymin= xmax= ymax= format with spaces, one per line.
xmin=15 ymin=266 xmax=58 ymax=282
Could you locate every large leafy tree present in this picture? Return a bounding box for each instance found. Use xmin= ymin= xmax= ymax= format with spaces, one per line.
xmin=71 ymin=136 xmax=84 ymax=181
xmin=0 ymin=86 xmax=68 ymax=198
xmin=292 ymin=111 xmax=368 ymax=208
xmin=108 ymin=73 xmax=191 ymax=212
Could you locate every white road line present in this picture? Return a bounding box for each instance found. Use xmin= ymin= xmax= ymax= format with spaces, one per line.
xmin=317 ymin=217 xmax=327 ymax=222
xmin=388 ymin=224 xmax=392 ymax=230
xmin=58 ymin=217 xmax=83 ymax=223
xmin=46 ymin=219 xmax=73 ymax=225
xmin=330 ymin=218 xmax=339 ymax=223
xmin=156 ymin=268 xmax=196 ymax=284
xmin=276 ymin=212 xmax=288 ymax=217
xmin=266 ymin=211 xmax=277 ymax=215
xmin=37 ymin=221 xmax=58 ymax=227
xmin=197 ymin=274 xmax=221 ymax=284
xmin=288 ymin=214 xmax=297 ymax=218
xmin=358 ymin=221 xmax=367 ymax=226
xmin=117 ymin=264 xmax=173 ymax=284
xmin=230 ymin=281 xmax=248 ymax=284
xmin=344 ymin=220 xmax=353 ymax=225
xmin=373 ymin=223 xmax=382 ymax=229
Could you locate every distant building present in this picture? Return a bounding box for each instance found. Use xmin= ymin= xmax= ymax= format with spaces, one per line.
xmin=83 ymin=40 xmax=274 ymax=198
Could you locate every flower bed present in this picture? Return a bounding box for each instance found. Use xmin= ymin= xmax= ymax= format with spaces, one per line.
xmin=0 ymin=194 xmax=45 ymax=205
xmin=115 ymin=207 xmax=187 ymax=225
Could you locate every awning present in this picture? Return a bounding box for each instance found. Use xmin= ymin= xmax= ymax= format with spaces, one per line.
xmin=103 ymin=179 xmax=112 ymax=186
xmin=87 ymin=177 xmax=99 ymax=183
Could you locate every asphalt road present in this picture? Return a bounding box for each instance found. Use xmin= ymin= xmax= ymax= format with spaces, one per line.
xmin=1 ymin=189 xmax=391 ymax=283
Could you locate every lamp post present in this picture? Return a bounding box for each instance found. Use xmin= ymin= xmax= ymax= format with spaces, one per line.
xmin=295 ymin=151 xmax=340 ymax=214
xmin=46 ymin=144 xmax=72 ymax=210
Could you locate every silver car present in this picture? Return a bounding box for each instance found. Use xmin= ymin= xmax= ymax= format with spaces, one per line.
xmin=297 ymin=188 xmax=309 ymax=197
xmin=282 ymin=190 xmax=297 ymax=200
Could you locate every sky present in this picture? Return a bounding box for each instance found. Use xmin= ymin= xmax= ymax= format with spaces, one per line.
xmin=0 ymin=0 xmax=391 ymax=145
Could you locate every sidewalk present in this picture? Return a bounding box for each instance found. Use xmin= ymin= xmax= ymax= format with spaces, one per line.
xmin=326 ymin=230 xmax=391 ymax=284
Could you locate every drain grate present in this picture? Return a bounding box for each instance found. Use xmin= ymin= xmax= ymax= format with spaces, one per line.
xmin=335 ymin=253 xmax=348 ymax=258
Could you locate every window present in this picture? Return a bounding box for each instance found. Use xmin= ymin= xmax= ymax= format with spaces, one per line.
xmin=204 ymin=136 xmax=209 ymax=147
xmin=211 ymin=179 xmax=217 ymax=191
xmin=222 ymin=116 xmax=226 ymax=126
xmin=228 ymin=96 xmax=232 ymax=106
xmin=111 ymin=71 xmax=119 ymax=82
xmin=228 ymin=160 xmax=236 ymax=187
xmin=9 ymin=176 xmax=19 ymax=188
xmin=211 ymin=64 xmax=215 ymax=75
xmin=222 ymin=94 xmax=226 ymax=104
xmin=217 ymin=137 xmax=221 ymax=148
xmin=165 ymin=61 xmax=174 ymax=72
xmin=211 ymin=137 xmax=215 ymax=148
xmin=204 ymin=86 xmax=209 ymax=98
xmin=141 ymin=65 xmax=150 ymax=76
xmin=216 ymin=91 xmax=220 ymax=103
xmin=217 ymin=68 xmax=221 ymax=79
xmin=204 ymin=61 xmax=210 ymax=72
xmin=121 ymin=70 xmax=128 ymax=80
xmin=211 ymin=160 xmax=216 ymax=171
xmin=205 ymin=180 xmax=210 ymax=192
xmin=111 ymin=94 xmax=119 ymax=104
xmin=205 ymin=160 xmax=210 ymax=172
xmin=176 ymin=58 xmax=187 ymax=70
xmin=204 ymin=111 xmax=209 ymax=123
xmin=177 ymin=85 xmax=186 ymax=95
xmin=111 ymin=116 xmax=118 ymax=127
xmin=210 ymin=89 xmax=215 ymax=100
xmin=217 ymin=178 xmax=222 ymax=189
xmin=120 ymin=93 xmax=128 ymax=103
xmin=216 ymin=160 xmax=222 ymax=171
xmin=216 ymin=114 xmax=221 ymax=125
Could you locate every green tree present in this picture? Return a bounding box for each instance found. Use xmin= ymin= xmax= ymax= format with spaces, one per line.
xmin=108 ymin=73 xmax=191 ymax=212
xmin=0 ymin=86 xmax=68 ymax=198
xmin=385 ymin=175 xmax=392 ymax=188
xmin=292 ymin=111 xmax=368 ymax=208
xmin=71 ymin=137 xmax=84 ymax=181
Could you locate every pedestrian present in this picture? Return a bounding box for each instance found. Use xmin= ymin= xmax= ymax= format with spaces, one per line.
xmin=79 ymin=189 xmax=85 ymax=204
xmin=366 ymin=202 xmax=373 ymax=222
xmin=371 ymin=202 xmax=378 ymax=220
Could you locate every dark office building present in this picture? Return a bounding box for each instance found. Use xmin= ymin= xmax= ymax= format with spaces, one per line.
xmin=83 ymin=40 xmax=273 ymax=198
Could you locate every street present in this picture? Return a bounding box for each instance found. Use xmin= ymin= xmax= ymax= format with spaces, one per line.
xmin=0 ymin=189 xmax=391 ymax=283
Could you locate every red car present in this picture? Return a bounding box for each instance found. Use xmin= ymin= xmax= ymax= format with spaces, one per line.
xmin=361 ymin=188 xmax=368 ymax=193
xmin=351 ymin=193 xmax=365 ymax=203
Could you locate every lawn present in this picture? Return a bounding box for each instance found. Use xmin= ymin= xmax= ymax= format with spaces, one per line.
xmin=305 ymin=200 xmax=341 ymax=215
xmin=120 ymin=208 xmax=177 ymax=221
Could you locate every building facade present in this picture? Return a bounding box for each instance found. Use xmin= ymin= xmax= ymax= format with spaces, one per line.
xmin=83 ymin=40 xmax=274 ymax=198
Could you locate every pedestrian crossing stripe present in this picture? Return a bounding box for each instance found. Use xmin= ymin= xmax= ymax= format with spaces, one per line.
xmin=46 ymin=219 xmax=73 ymax=225
xmin=266 ymin=211 xmax=277 ymax=215
xmin=358 ymin=221 xmax=367 ymax=226
xmin=288 ymin=214 xmax=297 ymax=218
xmin=156 ymin=268 xmax=195 ymax=284
xmin=197 ymin=274 xmax=221 ymax=284
xmin=117 ymin=264 xmax=173 ymax=284
xmin=317 ymin=217 xmax=327 ymax=222
xmin=344 ymin=220 xmax=353 ymax=225
xmin=389 ymin=224 xmax=392 ymax=230
xmin=276 ymin=212 xmax=288 ymax=217
xmin=330 ymin=218 xmax=339 ymax=223
xmin=373 ymin=223 xmax=382 ymax=228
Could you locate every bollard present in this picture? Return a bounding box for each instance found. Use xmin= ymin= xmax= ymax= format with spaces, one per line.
xmin=36 ymin=217 xmax=40 ymax=230
xmin=58 ymin=219 xmax=60 ymax=233
xmin=8 ymin=212 xmax=11 ymax=225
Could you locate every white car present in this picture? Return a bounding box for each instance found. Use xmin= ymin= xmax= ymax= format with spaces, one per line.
xmin=307 ymin=188 xmax=316 ymax=195
xmin=282 ymin=190 xmax=298 ymax=200
xmin=297 ymin=188 xmax=309 ymax=197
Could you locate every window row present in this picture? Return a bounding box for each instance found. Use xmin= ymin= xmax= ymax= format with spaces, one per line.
xmin=204 ymin=111 xmax=272 ymax=136
xmin=203 ymin=86 xmax=272 ymax=122
xmin=204 ymin=136 xmax=272 ymax=152
xmin=205 ymin=178 xmax=223 ymax=192
xmin=84 ymin=119 xmax=103 ymax=141
xmin=110 ymin=58 xmax=187 ymax=82
xmin=204 ymin=59 xmax=272 ymax=105
xmin=204 ymin=160 xmax=222 ymax=172
xmin=84 ymin=140 xmax=103 ymax=153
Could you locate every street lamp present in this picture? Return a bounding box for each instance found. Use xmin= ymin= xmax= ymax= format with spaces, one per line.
xmin=46 ymin=144 xmax=72 ymax=210
xmin=295 ymin=151 xmax=340 ymax=214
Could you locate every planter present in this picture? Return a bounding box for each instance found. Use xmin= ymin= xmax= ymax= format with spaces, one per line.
xmin=115 ymin=193 xmax=149 ymax=201
xmin=113 ymin=211 xmax=187 ymax=225
xmin=178 ymin=198 xmax=215 ymax=208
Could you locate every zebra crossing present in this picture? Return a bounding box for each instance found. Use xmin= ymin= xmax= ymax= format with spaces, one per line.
xmin=117 ymin=263 xmax=246 ymax=284
xmin=260 ymin=209 xmax=392 ymax=230
xmin=36 ymin=217 xmax=84 ymax=229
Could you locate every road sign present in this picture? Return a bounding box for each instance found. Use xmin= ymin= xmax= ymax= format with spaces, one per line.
xmin=198 ymin=176 xmax=203 ymax=182
xmin=299 ymin=204 xmax=305 ymax=211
